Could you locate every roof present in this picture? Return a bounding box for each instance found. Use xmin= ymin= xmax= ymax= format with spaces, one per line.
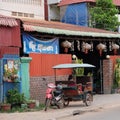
xmin=58 ymin=0 xmax=95 ymax=6
xmin=58 ymin=0 xmax=120 ymax=6
xmin=52 ymin=63 xmax=95 ymax=69
xmin=22 ymin=18 xmax=120 ymax=38
xmin=0 ymin=15 xmax=18 ymax=27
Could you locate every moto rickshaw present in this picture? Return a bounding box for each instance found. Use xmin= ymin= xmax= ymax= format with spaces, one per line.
xmin=52 ymin=63 xmax=95 ymax=107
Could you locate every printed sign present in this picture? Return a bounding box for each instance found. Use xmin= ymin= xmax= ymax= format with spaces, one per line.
xmin=22 ymin=33 xmax=59 ymax=54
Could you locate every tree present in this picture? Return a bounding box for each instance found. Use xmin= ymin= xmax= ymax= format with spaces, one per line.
xmin=89 ymin=0 xmax=120 ymax=31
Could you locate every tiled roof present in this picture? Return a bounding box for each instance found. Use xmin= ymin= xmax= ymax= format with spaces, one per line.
xmin=22 ymin=18 xmax=120 ymax=38
xmin=0 ymin=14 xmax=18 ymax=27
xmin=58 ymin=0 xmax=120 ymax=6
xmin=114 ymin=0 xmax=120 ymax=6
xmin=58 ymin=0 xmax=95 ymax=6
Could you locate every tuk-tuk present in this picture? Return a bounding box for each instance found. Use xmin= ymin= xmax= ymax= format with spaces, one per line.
xmin=53 ymin=63 xmax=95 ymax=107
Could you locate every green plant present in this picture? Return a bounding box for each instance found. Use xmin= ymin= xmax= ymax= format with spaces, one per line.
xmin=87 ymin=72 xmax=93 ymax=76
xmin=90 ymin=0 xmax=119 ymax=31
xmin=114 ymin=58 xmax=120 ymax=88
xmin=6 ymin=89 xmax=26 ymax=105
xmin=112 ymin=83 xmax=118 ymax=89
xmin=75 ymin=59 xmax=84 ymax=76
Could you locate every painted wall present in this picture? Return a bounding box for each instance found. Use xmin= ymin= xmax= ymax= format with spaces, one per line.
xmin=29 ymin=53 xmax=72 ymax=103
xmin=21 ymin=57 xmax=32 ymax=100
xmin=29 ymin=53 xmax=72 ymax=76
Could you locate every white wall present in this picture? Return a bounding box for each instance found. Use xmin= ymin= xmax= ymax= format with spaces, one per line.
xmin=47 ymin=0 xmax=60 ymax=21
xmin=48 ymin=0 xmax=61 ymax=5
xmin=48 ymin=4 xmax=60 ymax=21
xmin=0 ymin=0 xmax=45 ymax=19
xmin=117 ymin=14 xmax=120 ymax=33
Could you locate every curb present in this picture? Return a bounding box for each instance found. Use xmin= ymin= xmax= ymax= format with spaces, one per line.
xmin=51 ymin=103 xmax=120 ymax=120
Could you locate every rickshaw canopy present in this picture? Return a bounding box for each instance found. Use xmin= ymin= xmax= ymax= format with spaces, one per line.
xmin=52 ymin=63 xmax=95 ymax=69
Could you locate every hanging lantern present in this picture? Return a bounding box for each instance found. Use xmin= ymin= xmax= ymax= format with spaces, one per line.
xmin=61 ymin=40 xmax=71 ymax=53
xmin=71 ymin=41 xmax=74 ymax=51
xmin=77 ymin=40 xmax=80 ymax=51
xmin=96 ymin=43 xmax=106 ymax=56
xmin=109 ymin=41 xmax=112 ymax=51
xmin=112 ymin=43 xmax=119 ymax=55
xmin=82 ymin=42 xmax=92 ymax=54
xmin=90 ymin=42 xmax=93 ymax=51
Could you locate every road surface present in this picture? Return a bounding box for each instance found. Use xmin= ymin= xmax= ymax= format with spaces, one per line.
xmin=59 ymin=106 xmax=120 ymax=120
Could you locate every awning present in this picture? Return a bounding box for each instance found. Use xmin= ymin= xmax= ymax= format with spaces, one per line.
xmin=22 ymin=18 xmax=120 ymax=39
xmin=0 ymin=15 xmax=18 ymax=27
xmin=23 ymin=24 xmax=120 ymax=38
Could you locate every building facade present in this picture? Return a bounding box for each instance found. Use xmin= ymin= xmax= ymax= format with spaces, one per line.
xmin=0 ymin=0 xmax=45 ymax=19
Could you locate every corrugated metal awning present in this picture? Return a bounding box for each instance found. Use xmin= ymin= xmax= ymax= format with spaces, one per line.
xmin=0 ymin=15 xmax=18 ymax=27
xmin=23 ymin=24 xmax=120 ymax=38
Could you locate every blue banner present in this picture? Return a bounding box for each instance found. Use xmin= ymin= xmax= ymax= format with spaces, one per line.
xmin=22 ymin=33 xmax=59 ymax=54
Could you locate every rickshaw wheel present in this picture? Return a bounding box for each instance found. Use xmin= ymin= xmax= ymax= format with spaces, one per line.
xmin=84 ymin=93 xmax=93 ymax=106
xmin=63 ymin=99 xmax=69 ymax=107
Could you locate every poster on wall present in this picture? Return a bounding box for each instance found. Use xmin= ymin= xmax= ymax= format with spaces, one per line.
xmin=3 ymin=59 xmax=20 ymax=82
xmin=22 ymin=33 xmax=59 ymax=54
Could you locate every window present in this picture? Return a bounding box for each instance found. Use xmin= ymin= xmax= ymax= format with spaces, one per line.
xmin=12 ymin=12 xmax=17 ymax=16
xmin=18 ymin=12 xmax=23 ymax=17
xmin=12 ymin=11 xmax=34 ymax=18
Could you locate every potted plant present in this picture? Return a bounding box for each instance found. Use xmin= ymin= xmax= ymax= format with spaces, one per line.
xmin=0 ymin=102 xmax=11 ymax=111
xmin=0 ymin=97 xmax=11 ymax=111
xmin=27 ymin=100 xmax=36 ymax=109
xmin=6 ymin=88 xmax=26 ymax=108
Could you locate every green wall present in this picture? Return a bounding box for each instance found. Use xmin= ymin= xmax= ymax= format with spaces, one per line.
xmin=21 ymin=57 xmax=32 ymax=100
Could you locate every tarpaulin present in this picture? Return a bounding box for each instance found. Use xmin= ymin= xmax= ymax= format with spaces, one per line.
xmin=22 ymin=33 xmax=59 ymax=54
xmin=61 ymin=3 xmax=88 ymax=26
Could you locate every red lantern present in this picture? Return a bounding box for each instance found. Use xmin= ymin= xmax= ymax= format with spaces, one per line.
xmin=82 ymin=42 xmax=92 ymax=54
xmin=96 ymin=43 xmax=106 ymax=56
xmin=112 ymin=43 xmax=119 ymax=55
xmin=61 ymin=40 xmax=71 ymax=53
xmin=64 ymin=47 xmax=68 ymax=53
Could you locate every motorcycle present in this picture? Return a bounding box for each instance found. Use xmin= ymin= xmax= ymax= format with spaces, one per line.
xmin=43 ymin=78 xmax=64 ymax=111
